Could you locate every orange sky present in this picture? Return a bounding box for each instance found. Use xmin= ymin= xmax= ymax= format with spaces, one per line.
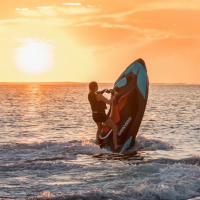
xmin=0 ymin=0 xmax=200 ymax=83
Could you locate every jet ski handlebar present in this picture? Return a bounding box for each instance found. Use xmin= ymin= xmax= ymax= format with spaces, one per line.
xmin=105 ymin=89 xmax=115 ymax=95
xmin=97 ymin=89 xmax=115 ymax=95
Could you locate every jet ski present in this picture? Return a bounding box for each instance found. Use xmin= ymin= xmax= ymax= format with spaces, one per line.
xmin=99 ymin=58 xmax=149 ymax=154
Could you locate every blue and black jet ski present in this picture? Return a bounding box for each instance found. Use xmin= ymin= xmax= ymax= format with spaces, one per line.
xmin=99 ymin=58 xmax=149 ymax=154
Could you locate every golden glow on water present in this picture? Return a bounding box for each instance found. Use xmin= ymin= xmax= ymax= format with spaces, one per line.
xmin=26 ymin=85 xmax=41 ymax=115
xmin=22 ymin=85 xmax=46 ymax=142
xmin=14 ymin=40 xmax=54 ymax=75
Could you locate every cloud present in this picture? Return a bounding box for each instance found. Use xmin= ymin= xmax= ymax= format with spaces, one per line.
xmin=76 ymin=22 xmax=140 ymax=32
xmin=2 ymin=0 xmax=200 ymax=45
xmin=62 ymin=3 xmax=81 ymax=6
xmin=79 ymin=0 xmax=200 ymax=24
xmin=0 ymin=18 xmax=27 ymax=25
xmin=101 ymin=23 xmax=137 ymax=30
xmin=13 ymin=5 xmax=100 ymax=18
xmin=87 ymin=5 xmax=95 ymax=8
xmin=135 ymin=1 xmax=200 ymax=12
xmin=15 ymin=8 xmax=29 ymax=11
xmin=16 ymin=8 xmax=57 ymax=17
xmin=56 ymin=6 xmax=100 ymax=15
xmin=0 ymin=17 xmax=73 ymax=27
xmin=75 ymin=21 xmax=171 ymax=41
xmin=84 ymin=10 xmax=136 ymax=22
xmin=36 ymin=7 xmax=52 ymax=9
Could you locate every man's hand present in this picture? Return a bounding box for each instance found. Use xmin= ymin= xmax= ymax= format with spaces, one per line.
xmin=114 ymin=91 xmax=119 ymax=96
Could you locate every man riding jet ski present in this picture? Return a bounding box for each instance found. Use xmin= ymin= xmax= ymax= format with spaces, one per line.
xmin=88 ymin=58 xmax=149 ymax=153
xmin=88 ymin=82 xmax=122 ymax=151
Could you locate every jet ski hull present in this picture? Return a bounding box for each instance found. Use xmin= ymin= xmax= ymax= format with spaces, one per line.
xmin=99 ymin=58 xmax=149 ymax=153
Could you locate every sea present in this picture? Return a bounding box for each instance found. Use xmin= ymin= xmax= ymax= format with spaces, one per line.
xmin=0 ymin=84 xmax=200 ymax=200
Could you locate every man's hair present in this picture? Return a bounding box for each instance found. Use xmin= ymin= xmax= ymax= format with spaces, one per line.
xmin=89 ymin=81 xmax=98 ymax=92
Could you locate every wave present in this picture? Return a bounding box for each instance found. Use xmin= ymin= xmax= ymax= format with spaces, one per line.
xmin=0 ymin=139 xmax=109 ymax=172
xmin=0 ymin=135 xmax=174 ymax=168
xmin=0 ymin=136 xmax=175 ymax=172
xmin=148 ymin=155 xmax=200 ymax=166
xmin=1 ymin=137 xmax=200 ymax=177
xmin=0 ymin=135 xmax=174 ymax=155
xmin=28 ymin=162 xmax=200 ymax=200
xmin=1 ymin=137 xmax=200 ymax=200
xmin=127 ymin=136 xmax=174 ymax=152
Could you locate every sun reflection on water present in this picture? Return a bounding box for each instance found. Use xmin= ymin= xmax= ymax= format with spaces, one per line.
xmin=21 ymin=85 xmax=47 ymax=143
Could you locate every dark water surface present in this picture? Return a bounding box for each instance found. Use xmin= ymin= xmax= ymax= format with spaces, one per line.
xmin=0 ymin=84 xmax=200 ymax=200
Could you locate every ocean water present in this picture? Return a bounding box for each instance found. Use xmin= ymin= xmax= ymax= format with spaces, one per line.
xmin=0 ymin=84 xmax=200 ymax=200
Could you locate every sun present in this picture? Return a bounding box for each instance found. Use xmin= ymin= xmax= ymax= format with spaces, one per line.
xmin=14 ymin=40 xmax=54 ymax=75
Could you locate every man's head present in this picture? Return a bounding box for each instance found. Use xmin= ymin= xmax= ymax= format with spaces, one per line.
xmin=89 ymin=81 xmax=98 ymax=92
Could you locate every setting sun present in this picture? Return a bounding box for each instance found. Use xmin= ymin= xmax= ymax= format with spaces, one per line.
xmin=14 ymin=40 xmax=54 ymax=75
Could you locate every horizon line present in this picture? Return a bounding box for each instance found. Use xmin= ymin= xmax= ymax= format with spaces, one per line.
xmin=0 ymin=82 xmax=200 ymax=85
